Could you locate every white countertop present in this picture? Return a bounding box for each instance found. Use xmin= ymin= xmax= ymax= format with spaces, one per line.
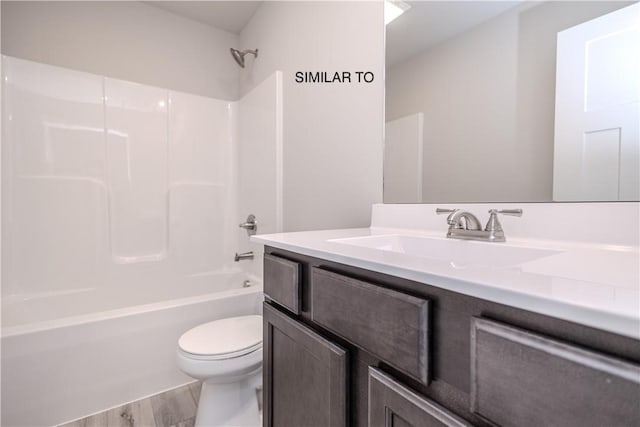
xmin=252 ymin=225 xmax=640 ymax=340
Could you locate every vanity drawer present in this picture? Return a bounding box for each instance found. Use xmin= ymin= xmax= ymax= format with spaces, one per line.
xmin=264 ymin=253 xmax=301 ymax=314
xmin=369 ymin=367 xmax=472 ymax=427
xmin=311 ymin=268 xmax=430 ymax=384
xmin=471 ymin=317 xmax=640 ymax=427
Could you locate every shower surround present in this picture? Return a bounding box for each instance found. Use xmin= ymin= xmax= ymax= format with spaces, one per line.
xmin=1 ymin=55 xmax=282 ymax=426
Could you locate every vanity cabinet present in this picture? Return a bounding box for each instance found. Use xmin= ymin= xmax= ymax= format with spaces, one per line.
xmin=262 ymin=248 xmax=640 ymax=427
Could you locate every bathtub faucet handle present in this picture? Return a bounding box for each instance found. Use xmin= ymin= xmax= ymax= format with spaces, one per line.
xmin=239 ymin=214 xmax=257 ymax=236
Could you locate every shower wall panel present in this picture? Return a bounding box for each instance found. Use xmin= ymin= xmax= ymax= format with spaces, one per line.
xmin=236 ymin=71 xmax=283 ymax=278
xmin=1 ymin=56 xmax=235 ymax=301
xmin=2 ymin=56 xmax=109 ymax=297
xmin=168 ymin=92 xmax=233 ymax=275
xmin=105 ymin=78 xmax=169 ymax=263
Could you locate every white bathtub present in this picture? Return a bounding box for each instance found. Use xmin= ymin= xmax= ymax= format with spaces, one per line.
xmin=1 ymin=271 xmax=263 ymax=427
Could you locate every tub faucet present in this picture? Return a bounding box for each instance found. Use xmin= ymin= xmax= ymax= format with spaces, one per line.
xmin=234 ymin=251 xmax=254 ymax=262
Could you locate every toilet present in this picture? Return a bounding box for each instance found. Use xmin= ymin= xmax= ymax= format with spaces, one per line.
xmin=176 ymin=315 xmax=263 ymax=427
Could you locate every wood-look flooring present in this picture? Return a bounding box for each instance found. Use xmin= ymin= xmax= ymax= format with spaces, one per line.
xmin=59 ymin=381 xmax=262 ymax=427
xmin=58 ymin=382 xmax=202 ymax=427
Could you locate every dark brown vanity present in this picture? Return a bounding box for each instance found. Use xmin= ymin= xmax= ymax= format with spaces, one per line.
xmin=262 ymin=246 xmax=640 ymax=427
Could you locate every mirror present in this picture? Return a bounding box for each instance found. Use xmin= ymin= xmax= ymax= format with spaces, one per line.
xmin=384 ymin=1 xmax=639 ymax=203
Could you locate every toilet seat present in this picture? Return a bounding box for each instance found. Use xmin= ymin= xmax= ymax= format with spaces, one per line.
xmin=178 ymin=315 xmax=263 ymax=361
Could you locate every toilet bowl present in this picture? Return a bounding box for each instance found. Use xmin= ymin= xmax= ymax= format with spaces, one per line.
xmin=176 ymin=315 xmax=263 ymax=427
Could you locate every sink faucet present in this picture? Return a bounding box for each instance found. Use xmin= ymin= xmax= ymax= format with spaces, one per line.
xmin=436 ymin=208 xmax=522 ymax=242
xmin=440 ymin=209 xmax=482 ymax=231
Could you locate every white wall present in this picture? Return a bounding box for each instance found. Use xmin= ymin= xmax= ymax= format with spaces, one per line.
xmin=386 ymin=1 xmax=632 ymax=203
xmin=1 ymin=1 xmax=240 ymax=100
xmin=239 ymin=1 xmax=384 ymax=231
xmin=236 ymin=71 xmax=283 ymax=278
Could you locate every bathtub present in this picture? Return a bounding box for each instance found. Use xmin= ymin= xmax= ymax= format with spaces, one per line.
xmin=1 ymin=271 xmax=263 ymax=427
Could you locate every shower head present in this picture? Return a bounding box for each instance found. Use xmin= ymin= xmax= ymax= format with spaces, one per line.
xmin=230 ymin=48 xmax=259 ymax=68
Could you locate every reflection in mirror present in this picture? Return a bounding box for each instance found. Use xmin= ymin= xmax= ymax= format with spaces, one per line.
xmin=384 ymin=1 xmax=639 ymax=203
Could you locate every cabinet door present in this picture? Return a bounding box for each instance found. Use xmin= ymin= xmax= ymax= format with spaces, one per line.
xmin=471 ymin=317 xmax=640 ymax=427
xmin=368 ymin=367 xmax=472 ymax=427
xmin=263 ymin=302 xmax=348 ymax=427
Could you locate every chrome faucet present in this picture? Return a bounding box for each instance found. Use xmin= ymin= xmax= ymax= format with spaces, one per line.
xmin=439 ymin=209 xmax=482 ymax=231
xmin=234 ymin=251 xmax=254 ymax=261
xmin=436 ymin=208 xmax=522 ymax=242
xmin=239 ymin=214 xmax=257 ymax=236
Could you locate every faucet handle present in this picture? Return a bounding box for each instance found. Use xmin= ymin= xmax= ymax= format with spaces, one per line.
xmin=436 ymin=208 xmax=457 ymax=215
xmin=492 ymin=209 xmax=523 ymax=217
xmin=436 ymin=208 xmax=459 ymax=227
xmin=485 ymin=209 xmax=523 ymax=232
xmin=239 ymin=214 xmax=257 ymax=236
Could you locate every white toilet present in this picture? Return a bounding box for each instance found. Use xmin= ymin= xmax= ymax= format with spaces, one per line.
xmin=176 ymin=315 xmax=263 ymax=427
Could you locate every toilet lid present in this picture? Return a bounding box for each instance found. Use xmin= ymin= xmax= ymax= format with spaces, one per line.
xmin=178 ymin=315 xmax=263 ymax=359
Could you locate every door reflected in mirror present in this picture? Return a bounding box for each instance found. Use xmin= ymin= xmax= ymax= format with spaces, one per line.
xmin=384 ymin=1 xmax=639 ymax=203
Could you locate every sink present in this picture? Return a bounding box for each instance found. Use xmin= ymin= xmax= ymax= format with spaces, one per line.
xmin=329 ymin=234 xmax=562 ymax=268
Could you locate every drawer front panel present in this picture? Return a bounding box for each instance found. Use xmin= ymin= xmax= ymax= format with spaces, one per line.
xmin=369 ymin=367 xmax=472 ymax=427
xmin=311 ymin=268 xmax=430 ymax=383
xmin=471 ymin=317 xmax=640 ymax=427
xmin=264 ymin=254 xmax=301 ymax=314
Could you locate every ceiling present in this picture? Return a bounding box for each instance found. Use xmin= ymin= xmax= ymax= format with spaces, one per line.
xmin=386 ymin=1 xmax=524 ymax=67
xmin=144 ymin=1 xmax=262 ymax=34
xmin=145 ymin=1 xmax=522 ymax=64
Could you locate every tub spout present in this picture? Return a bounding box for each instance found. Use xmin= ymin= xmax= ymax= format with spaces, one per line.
xmin=234 ymin=251 xmax=254 ymax=262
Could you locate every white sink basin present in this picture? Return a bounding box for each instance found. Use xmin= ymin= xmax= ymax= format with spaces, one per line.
xmin=329 ymin=234 xmax=562 ymax=268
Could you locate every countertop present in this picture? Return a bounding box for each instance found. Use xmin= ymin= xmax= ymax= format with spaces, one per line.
xmin=252 ymin=226 xmax=640 ymax=340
